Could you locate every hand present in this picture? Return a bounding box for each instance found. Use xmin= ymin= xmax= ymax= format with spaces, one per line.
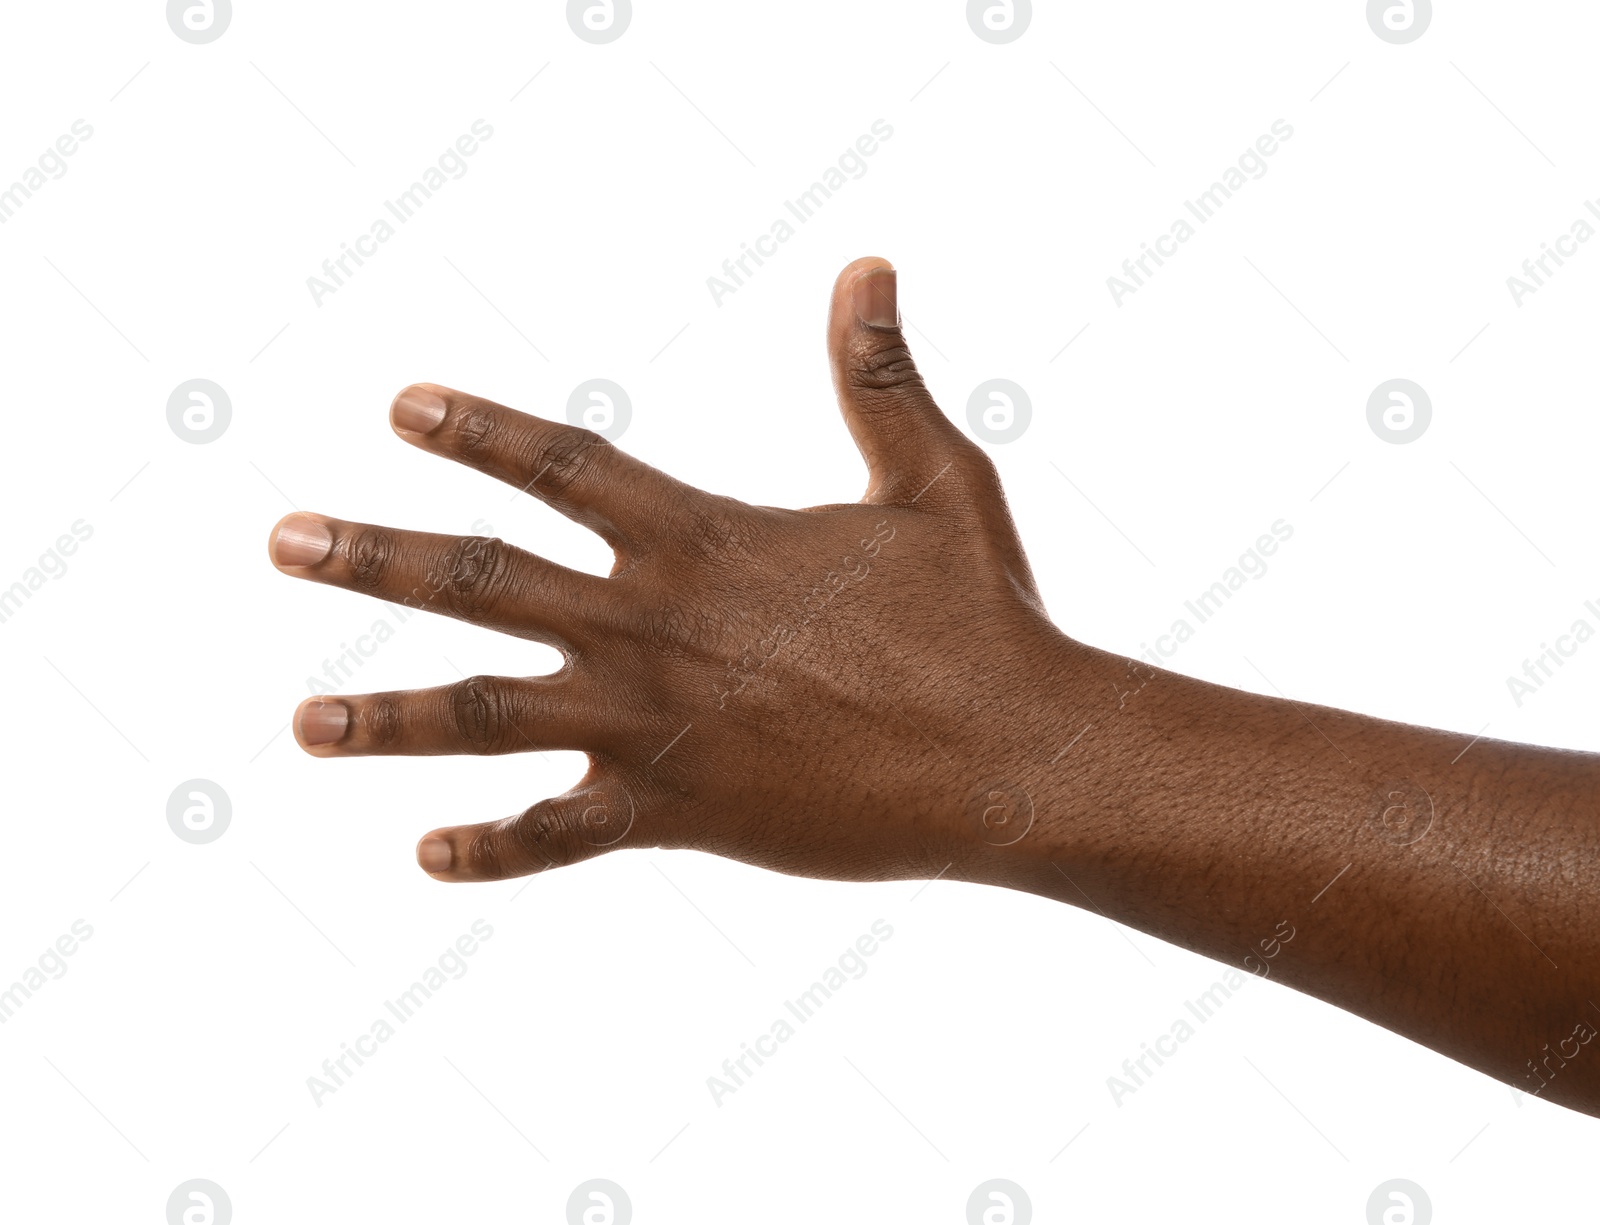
xmin=271 ymin=256 xmax=1600 ymax=1116
xmin=270 ymin=257 xmax=1102 ymax=884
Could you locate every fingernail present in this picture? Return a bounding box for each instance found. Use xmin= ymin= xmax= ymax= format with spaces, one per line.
xmin=391 ymin=386 xmax=447 ymax=435
xmin=853 ymin=267 xmax=898 ymax=329
xmin=273 ymin=516 xmax=333 ymax=567
xmin=298 ymin=699 xmax=349 ymax=746
xmin=417 ymin=838 xmax=453 ymax=873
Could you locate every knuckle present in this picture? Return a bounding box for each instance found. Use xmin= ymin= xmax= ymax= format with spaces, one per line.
xmin=848 ymin=341 xmax=928 ymax=400
xmin=456 ymin=406 xmax=611 ymax=504
xmin=464 ymin=820 xmax=516 ymax=878
xmin=524 ymin=425 xmax=607 ymax=499
xmin=440 ymin=535 xmax=513 ymax=618
xmin=365 ymin=695 xmax=404 ymax=747
xmin=345 ymin=526 xmax=398 ymax=591
xmin=636 ymin=604 xmax=694 ymax=655
xmin=672 ymin=499 xmax=753 ymax=567
xmin=454 ymin=404 xmax=499 ymax=460
xmin=635 ymin=601 xmax=722 ymax=657
xmin=447 ymin=675 xmax=521 ymax=755
xmin=507 ymin=800 xmax=580 ymax=870
xmin=572 ymin=787 xmax=637 ymax=848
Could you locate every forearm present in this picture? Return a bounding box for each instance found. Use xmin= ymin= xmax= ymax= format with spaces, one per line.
xmin=984 ymin=635 xmax=1600 ymax=1115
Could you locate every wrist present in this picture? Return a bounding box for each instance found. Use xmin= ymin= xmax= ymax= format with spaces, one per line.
xmin=952 ymin=626 xmax=1159 ymax=892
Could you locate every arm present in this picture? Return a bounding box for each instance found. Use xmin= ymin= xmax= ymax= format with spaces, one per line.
xmin=270 ymin=256 xmax=1600 ymax=1117
xmin=990 ymin=640 xmax=1600 ymax=1116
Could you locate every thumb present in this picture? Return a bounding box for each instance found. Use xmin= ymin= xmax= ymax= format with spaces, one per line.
xmin=827 ymin=256 xmax=972 ymax=505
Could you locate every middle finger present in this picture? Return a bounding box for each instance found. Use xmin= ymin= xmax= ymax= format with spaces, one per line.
xmin=268 ymin=512 xmax=603 ymax=645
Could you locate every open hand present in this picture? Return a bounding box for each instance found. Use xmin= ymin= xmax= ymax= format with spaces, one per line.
xmin=270 ymin=257 xmax=1097 ymax=885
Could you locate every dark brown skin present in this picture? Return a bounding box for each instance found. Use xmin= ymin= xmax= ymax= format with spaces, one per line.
xmin=270 ymin=255 xmax=1600 ymax=1118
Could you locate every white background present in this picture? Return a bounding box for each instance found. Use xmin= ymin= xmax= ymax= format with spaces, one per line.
xmin=1 ymin=1 xmax=1597 ymax=1221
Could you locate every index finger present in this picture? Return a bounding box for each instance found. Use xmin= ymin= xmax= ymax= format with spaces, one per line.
xmin=390 ymin=383 xmax=689 ymax=550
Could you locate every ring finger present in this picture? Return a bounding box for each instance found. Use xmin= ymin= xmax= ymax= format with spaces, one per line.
xmin=294 ymin=675 xmax=592 ymax=757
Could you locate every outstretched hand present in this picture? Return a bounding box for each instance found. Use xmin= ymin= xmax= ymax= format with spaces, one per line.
xmin=270 ymin=257 xmax=1099 ymax=885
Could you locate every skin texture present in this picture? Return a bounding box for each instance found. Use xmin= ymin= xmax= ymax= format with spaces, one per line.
xmin=271 ymin=256 xmax=1600 ymax=1118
